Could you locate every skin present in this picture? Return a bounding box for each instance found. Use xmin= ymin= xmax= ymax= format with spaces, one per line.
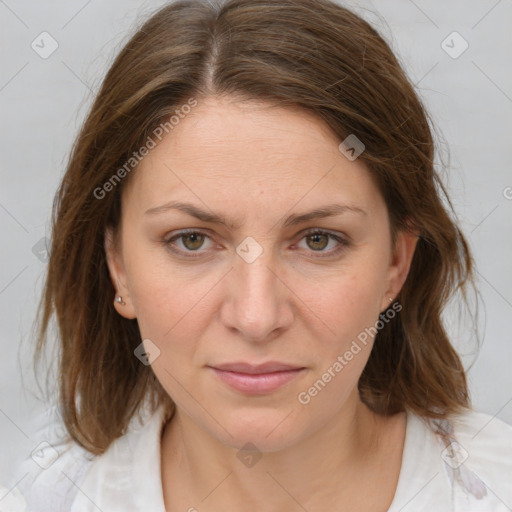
xmin=105 ymin=95 xmax=418 ymax=511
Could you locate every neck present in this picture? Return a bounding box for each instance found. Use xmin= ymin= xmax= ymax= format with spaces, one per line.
xmin=160 ymin=391 xmax=397 ymax=511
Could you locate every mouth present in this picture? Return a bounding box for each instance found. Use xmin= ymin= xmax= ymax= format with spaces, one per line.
xmin=207 ymin=362 xmax=306 ymax=395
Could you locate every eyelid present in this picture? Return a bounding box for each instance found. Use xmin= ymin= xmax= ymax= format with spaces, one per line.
xmin=163 ymin=229 xmax=216 ymax=258
xmin=295 ymin=228 xmax=349 ymax=257
xmin=162 ymin=227 xmax=350 ymax=258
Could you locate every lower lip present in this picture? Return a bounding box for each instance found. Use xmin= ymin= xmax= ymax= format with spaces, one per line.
xmin=209 ymin=368 xmax=305 ymax=394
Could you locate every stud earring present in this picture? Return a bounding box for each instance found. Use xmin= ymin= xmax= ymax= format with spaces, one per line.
xmin=115 ymin=295 xmax=126 ymax=305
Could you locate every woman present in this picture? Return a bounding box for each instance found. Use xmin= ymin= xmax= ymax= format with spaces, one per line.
xmin=9 ymin=0 xmax=512 ymax=510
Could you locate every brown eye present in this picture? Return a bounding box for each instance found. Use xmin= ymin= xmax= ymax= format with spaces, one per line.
xmin=306 ymin=232 xmax=329 ymax=251
xmin=163 ymin=230 xmax=213 ymax=256
xmin=296 ymin=229 xmax=349 ymax=257
xmin=180 ymin=232 xmax=206 ymax=251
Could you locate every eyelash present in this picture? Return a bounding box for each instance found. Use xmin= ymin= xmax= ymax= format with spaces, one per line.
xmin=162 ymin=228 xmax=349 ymax=259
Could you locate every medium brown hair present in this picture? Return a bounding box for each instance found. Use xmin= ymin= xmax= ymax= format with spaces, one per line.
xmin=34 ymin=0 xmax=475 ymax=455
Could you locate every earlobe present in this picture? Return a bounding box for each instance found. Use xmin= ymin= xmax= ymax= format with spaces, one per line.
xmin=381 ymin=229 xmax=419 ymax=311
xmin=104 ymin=227 xmax=137 ymax=319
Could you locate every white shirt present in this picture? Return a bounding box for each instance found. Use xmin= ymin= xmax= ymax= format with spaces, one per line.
xmin=4 ymin=403 xmax=512 ymax=511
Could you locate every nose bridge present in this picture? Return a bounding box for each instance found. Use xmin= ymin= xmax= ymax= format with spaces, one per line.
xmin=236 ymin=240 xmax=279 ymax=313
xmin=237 ymin=245 xmax=277 ymax=297
xmin=222 ymin=236 xmax=292 ymax=341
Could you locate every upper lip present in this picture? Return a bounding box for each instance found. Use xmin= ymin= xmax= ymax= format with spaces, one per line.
xmin=209 ymin=362 xmax=304 ymax=374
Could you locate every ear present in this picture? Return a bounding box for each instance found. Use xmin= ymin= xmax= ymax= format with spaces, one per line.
xmin=380 ymin=227 xmax=419 ymax=312
xmin=104 ymin=227 xmax=137 ymax=319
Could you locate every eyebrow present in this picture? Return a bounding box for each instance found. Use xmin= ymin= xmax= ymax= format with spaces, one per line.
xmin=144 ymin=201 xmax=367 ymax=229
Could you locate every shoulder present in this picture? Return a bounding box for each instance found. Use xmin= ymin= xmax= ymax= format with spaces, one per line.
xmin=447 ymin=409 xmax=512 ymax=476
xmin=450 ymin=407 xmax=512 ymax=441
xmin=63 ymin=402 xmax=170 ymax=511
xmin=389 ymin=407 xmax=512 ymax=512
xmin=10 ymin=401 xmax=168 ymax=512
xmin=10 ymin=405 xmax=96 ymax=512
xmin=426 ymin=408 xmax=512 ymax=507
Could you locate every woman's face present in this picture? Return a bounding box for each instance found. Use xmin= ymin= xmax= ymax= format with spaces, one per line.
xmin=106 ymin=95 xmax=416 ymax=451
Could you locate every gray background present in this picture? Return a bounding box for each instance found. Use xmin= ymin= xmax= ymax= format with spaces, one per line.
xmin=1 ymin=0 xmax=511 ymax=485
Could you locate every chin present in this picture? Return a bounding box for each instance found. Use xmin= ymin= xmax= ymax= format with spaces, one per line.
xmin=211 ymin=407 xmax=305 ymax=453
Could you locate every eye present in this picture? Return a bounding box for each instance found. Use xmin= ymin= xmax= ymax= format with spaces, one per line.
xmin=163 ymin=229 xmax=213 ymax=256
xmin=162 ymin=228 xmax=349 ymax=259
xmin=295 ymin=229 xmax=348 ymax=257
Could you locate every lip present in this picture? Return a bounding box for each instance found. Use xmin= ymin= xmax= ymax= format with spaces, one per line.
xmin=207 ymin=362 xmax=305 ymax=395
xmin=210 ymin=361 xmax=303 ymax=374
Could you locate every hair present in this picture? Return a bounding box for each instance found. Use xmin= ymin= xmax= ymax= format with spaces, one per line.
xmin=33 ymin=0 xmax=476 ymax=455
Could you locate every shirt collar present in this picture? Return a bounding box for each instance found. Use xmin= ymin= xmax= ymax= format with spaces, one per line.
xmin=70 ymin=403 xmax=169 ymax=512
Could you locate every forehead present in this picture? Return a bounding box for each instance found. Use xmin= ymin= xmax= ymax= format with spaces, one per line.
xmin=150 ymin=96 xmax=343 ymax=171
xmin=123 ymin=95 xmax=382 ymax=218
xmin=170 ymin=95 xmax=340 ymax=148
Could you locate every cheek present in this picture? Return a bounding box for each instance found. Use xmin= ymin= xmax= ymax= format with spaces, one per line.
xmin=295 ymin=256 xmax=389 ymax=349
xmin=126 ymin=240 xmax=390 ymax=349
xmin=121 ymin=245 xmax=184 ymax=341
xmin=291 ymin=262 xmax=388 ymax=423
xmin=124 ymin=248 xmax=222 ymax=372
xmin=129 ymin=263 xmax=207 ymax=399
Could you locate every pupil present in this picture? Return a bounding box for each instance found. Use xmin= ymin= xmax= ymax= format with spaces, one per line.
xmin=309 ymin=234 xmax=327 ymax=250
xmin=185 ymin=233 xmax=203 ymax=249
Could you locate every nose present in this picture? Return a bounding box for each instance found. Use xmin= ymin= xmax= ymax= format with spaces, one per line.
xmin=219 ymin=246 xmax=294 ymax=343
